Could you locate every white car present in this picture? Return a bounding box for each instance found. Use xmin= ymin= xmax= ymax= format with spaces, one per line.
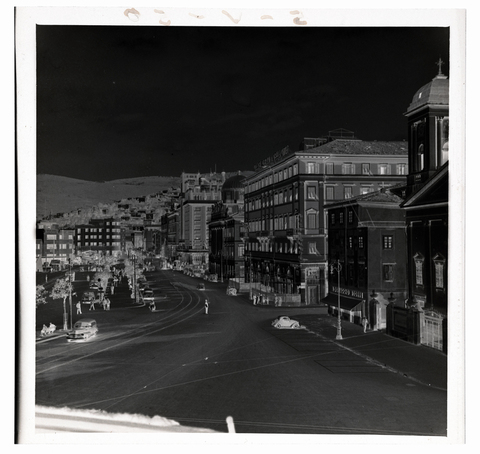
xmin=67 ymin=319 xmax=98 ymax=342
xmin=271 ymin=316 xmax=302 ymax=329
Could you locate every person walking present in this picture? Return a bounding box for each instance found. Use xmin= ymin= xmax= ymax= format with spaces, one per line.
xmin=204 ymin=299 xmax=209 ymax=315
xmin=76 ymin=301 xmax=82 ymax=314
xmin=362 ymin=316 xmax=369 ymax=333
xmin=89 ymin=299 xmax=96 ymax=311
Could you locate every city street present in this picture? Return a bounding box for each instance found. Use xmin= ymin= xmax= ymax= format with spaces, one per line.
xmin=35 ymin=269 xmax=447 ymax=435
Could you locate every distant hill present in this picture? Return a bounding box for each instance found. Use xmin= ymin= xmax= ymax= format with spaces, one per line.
xmin=36 ymin=174 xmax=181 ymax=220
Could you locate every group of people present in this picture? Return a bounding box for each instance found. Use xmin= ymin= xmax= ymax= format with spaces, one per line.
xmin=76 ymin=297 xmax=111 ymax=314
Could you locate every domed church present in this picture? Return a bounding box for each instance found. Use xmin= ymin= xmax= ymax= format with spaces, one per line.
xmin=395 ymin=59 xmax=449 ymax=353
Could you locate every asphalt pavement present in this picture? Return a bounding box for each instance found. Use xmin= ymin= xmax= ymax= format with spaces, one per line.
xmin=37 ymin=270 xmax=448 ymax=391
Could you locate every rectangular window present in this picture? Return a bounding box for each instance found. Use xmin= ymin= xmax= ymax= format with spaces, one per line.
xmin=307 ymin=186 xmax=317 ymax=200
xmin=344 ymin=186 xmax=353 ymax=199
xmin=339 ymin=212 xmax=344 ymax=224
xmin=306 ymin=162 xmax=316 ymax=174
xmin=342 ymin=163 xmax=355 ymax=174
xmin=358 ymin=236 xmax=364 ymax=248
xmin=383 ymin=264 xmax=394 ymax=282
xmin=348 ymin=210 xmax=353 ymax=223
xmin=434 ymin=262 xmax=444 ymax=288
xmin=378 ymin=164 xmax=389 ymax=175
xmin=307 ymin=213 xmax=317 ymax=229
xmin=326 ymin=186 xmax=334 ymax=200
xmin=325 ymin=163 xmax=334 ymax=174
xmin=383 ymin=235 xmax=393 ymax=249
xmin=396 ymin=163 xmax=407 ymax=175
xmin=331 ymin=213 xmax=335 ymax=225
xmin=362 ymin=163 xmax=370 ymax=175
xmin=348 ymin=236 xmax=353 ymax=248
xmin=308 ymin=242 xmax=317 ymax=254
xmin=360 ymin=187 xmax=373 ymax=195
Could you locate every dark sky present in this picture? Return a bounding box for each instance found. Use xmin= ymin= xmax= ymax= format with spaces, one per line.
xmin=36 ymin=25 xmax=449 ymax=182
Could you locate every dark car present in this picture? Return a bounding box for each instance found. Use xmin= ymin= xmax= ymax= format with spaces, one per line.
xmin=81 ymin=291 xmax=96 ymax=305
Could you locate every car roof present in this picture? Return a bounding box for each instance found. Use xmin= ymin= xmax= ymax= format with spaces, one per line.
xmin=75 ymin=318 xmax=96 ymax=324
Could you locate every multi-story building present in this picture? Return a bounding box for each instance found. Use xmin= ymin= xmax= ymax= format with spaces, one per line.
xmin=397 ymin=62 xmax=449 ymax=353
xmin=244 ymin=135 xmax=408 ymax=306
xmin=36 ymin=225 xmax=75 ymax=270
xmin=208 ymin=173 xmax=247 ymax=281
xmin=177 ymin=172 xmax=225 ymax=267
xmin=75 ymin=218 xmax=123 ymax=256
xmin=160 ymin=210 xmax=180 ymax=262
xmin=324 ymin=188 xmax=407 ymax=330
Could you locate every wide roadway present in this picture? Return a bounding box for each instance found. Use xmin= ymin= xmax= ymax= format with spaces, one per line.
xmin=35 ymin=269 xmax=446 ymax=435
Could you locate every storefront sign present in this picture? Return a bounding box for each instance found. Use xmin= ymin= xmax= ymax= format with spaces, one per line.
xmin=331 ymin=286 xmax=364 ymax=299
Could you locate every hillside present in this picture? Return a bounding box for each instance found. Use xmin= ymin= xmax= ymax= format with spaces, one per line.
xmin=36 ymin=175 xmax=181 ymax=220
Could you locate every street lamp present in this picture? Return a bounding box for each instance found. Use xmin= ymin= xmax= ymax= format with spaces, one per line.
xmin=330 ymin=259 xmax=343 ymax=340
xmin=68 ymin=257 xmax=73 ymax=330
xmin=132 ymin=253 xmax=138 ymax=303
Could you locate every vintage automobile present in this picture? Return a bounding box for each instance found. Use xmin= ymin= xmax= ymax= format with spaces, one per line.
xmin=271 ymin=316 xmax=302 ymax=329
xmin=89 ymin=282 xmax=99 ymax=290
xmin=197 ymin=283 xmax=205 ymax=291
xmin=142 ymin=289 xmax=155 ymax=302
xmin=67 ymin=319 xmax=98 ymax=342
xmin=81 ymin=291 xmax=96 ymax=305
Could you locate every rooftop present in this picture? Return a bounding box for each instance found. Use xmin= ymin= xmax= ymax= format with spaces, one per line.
xmin=307 ymin=140 xmax=408 ymax=156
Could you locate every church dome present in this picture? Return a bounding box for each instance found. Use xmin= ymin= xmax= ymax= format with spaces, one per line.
xmin=221 ymin=172 xmax=246 ymax=203
xmin=406 ymin=73 xmax=449 ymax=115
xmin=222 ymin=173 xmax=247 ymax=190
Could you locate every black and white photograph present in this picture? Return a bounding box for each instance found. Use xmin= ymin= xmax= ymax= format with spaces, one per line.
xmin=14 ymin=3 xmax=469 ymax=447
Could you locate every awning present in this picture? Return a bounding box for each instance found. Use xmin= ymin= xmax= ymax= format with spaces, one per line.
xmin=322 ymin=293 xmax=364 ymax=311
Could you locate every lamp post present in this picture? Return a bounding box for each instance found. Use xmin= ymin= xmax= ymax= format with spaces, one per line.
xmin=330 ymin=259 xmax=343 ymax=340
xmin=132 ymin=253 xmax=138 ymax=303
xmin=68 ymin=257 xmax=73 ymax=330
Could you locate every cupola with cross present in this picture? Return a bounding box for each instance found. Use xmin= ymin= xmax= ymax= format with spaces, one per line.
xmin=404 ymin=58 xmax=449 ymax=195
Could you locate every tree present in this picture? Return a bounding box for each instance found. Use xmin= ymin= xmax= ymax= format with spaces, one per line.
xmin=50 ymin=278 xmax=73 ymax=330
xmin=36 ymin=285 xmax=48 ymax=308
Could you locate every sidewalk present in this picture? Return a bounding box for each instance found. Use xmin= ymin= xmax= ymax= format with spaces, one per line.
xmin=297 ymin=313 xmax=447 ymax=391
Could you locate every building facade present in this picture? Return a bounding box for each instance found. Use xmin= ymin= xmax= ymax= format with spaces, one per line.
xmin=244 ymin=137 xmax=408 ymax=306
xmin=208 ymin=173 xmax=247 ymax=281
xmin=177 ymin=172 xmax=225 ymax=267
xmin=36 ymin=225 xmax=75 ymax=271
xmin=324 ymin=189 xmax=408 ymax=330
xmin=398 ymin=64 xmax=449 ymax=353
xmin=75 ymin=218 xmax=123 ymax=256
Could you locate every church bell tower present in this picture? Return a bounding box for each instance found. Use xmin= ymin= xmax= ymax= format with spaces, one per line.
xmin=404 ymin=58 xmax=449 ymax=196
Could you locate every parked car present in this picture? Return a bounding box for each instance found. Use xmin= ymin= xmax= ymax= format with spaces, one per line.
xmin=67 ymin=319 xmax=98 ymax=342
xmin=143 ymin=289 xmax=155 ymax=302
xmin=197 ymin=283 xmax=205 ymax=291
xmin=81 ymin=291 xmax=96 ymax=305
xmin=271 ymin=316 xmax=302 ymax=329
xmin=89 ymin=282 xmax=99 ymax=290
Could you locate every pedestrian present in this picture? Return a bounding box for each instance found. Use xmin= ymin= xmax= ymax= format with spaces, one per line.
xmin=110 ymin=284 xmax=114 ymax=295
xmin=87 ymin=275 xmax=90 ymax=282
xmin=89 ymin=299 xmax=95 ymax=311
xmin=76 ymin=301 xmax=82 ymax=314
xmin=362 ymin=316 xmax=369 ymax=333
xmin=204 ymin=299 xmax=209 ymax=315
xmin=106 ymin=298 xmax=111 ymax=310
xmin=253 ymin=294 xmax=257 ymax=305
